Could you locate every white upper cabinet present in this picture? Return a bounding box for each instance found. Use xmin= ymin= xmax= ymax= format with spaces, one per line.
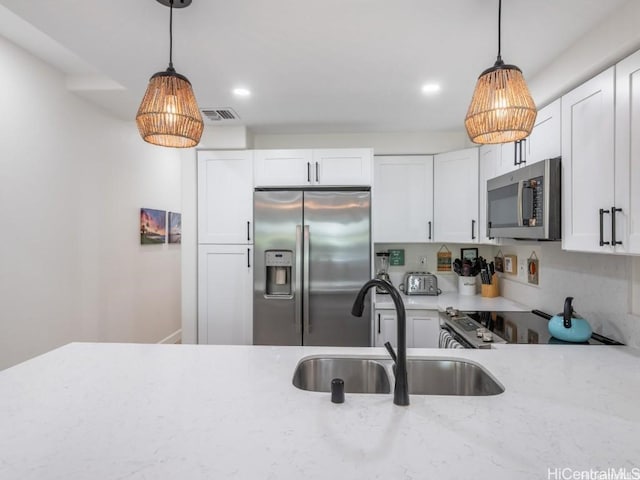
xmin=198 ymin=150 xmax=254 ymax=244
xmin=253 ymin=149 xmax=313 ymax=187
xmin=254 ymin=148 xmax=372 ymax=187
xmin=313 ymin=148 xmax=372 ymax=185
xmin=434 ymin=148 xmax=479 ymax=243
xmin=562 ymin=67 xmax=615 ymax=253
xmin=527 ymin=99 xmax=561 ymax=164
xmin=615 ymin=50 xmax=640 ymax=254
xmin=478 ymin=145 xmax=500 ymax=244
xmin=373 ymin=155 xmax=434 ymax=243
xmin=491 ymin=99 xmax=561 ymax=178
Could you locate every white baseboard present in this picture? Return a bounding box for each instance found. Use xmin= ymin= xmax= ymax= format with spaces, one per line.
xmin=158 ymin=329 xmax=182 ymax=344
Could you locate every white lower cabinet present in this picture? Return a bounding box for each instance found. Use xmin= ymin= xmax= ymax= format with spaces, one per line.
xmin=374 ymin=309 xmax=398 ymax=347
xmin=198 ymin=245 xmax=253 ymax=345
xmin=374 ymin=309 xmax=440 ymax=348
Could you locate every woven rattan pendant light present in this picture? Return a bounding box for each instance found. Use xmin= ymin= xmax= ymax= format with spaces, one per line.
xmin=464 ymin=0 xmax=536 ymax=144
xmin=136 ymin=0 xmax=203 ymax=148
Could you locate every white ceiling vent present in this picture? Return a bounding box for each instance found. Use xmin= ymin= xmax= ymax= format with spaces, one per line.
xmin=201 ymin=108 xmax=240 ymax=122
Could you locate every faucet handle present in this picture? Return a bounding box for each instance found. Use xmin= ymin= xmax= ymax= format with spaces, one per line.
xmin=383 ymin=341 xmax=397 ymax=363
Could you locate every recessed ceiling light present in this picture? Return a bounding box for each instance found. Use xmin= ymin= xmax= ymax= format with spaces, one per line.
xmin=421 ymin=83 xmax=441 ymax=95
xmin=233 ymin=88 xmax=251 ymax=97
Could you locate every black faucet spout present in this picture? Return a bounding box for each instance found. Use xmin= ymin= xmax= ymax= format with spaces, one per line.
xmin=351 ymin=278 xmax=409 ymax=406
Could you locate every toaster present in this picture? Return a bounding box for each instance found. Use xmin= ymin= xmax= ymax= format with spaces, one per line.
xmin=400 ymin=272 xmax=441 ymax=296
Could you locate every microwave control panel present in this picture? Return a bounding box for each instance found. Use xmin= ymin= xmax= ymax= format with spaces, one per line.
xmin=522 ymin=176 xmax=543 ymax=226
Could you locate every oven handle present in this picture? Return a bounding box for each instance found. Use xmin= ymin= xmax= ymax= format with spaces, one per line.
xmin=439 ymin=327 xmax=471 ymax=349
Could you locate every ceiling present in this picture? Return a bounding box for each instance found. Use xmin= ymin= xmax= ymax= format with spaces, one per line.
xmin=0 ymin=0 xmax=631 ymax=134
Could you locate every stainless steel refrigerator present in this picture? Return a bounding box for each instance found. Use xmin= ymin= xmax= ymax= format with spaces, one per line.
xmin=253 ymin=188 xmax=371 ymax=346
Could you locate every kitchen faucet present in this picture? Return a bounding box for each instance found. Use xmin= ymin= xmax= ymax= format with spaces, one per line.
xmin=351 ymin=279 xmax=409 ymax=406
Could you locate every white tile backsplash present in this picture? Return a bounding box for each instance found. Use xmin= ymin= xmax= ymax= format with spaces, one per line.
xmin=498 ymin=242 xmax=639 ymax=347
xmin=374 ymin=243 xmax=497 ymax=294
xmin=377 ymin=241 xmax=640 ymax=347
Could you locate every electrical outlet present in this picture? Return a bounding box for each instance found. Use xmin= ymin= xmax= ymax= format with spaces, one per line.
xmin=419 ymin=256 xmax=427 ymax=266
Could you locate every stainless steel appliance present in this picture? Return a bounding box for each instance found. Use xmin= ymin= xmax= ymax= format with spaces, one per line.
xmin=253 ymin=188 xmax=371 ymax=346
xmin=399 ymin=272 xmax=441 ymax=296
xmin=375 ymin=252 xmax=391 ymax=294
xmin=487 ymin=157 xmax=561 ymax=240
xmin=440 ymin=308 xmax=622 ymax=349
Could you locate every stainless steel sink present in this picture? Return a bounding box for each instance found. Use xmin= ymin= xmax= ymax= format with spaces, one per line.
xmin=292 ymin=355 xmax=504 ymax=396
xmin=407 ymin=358 xmax=504 ymax=396
xmin=292 ymin=356 xmax=391 ymax=394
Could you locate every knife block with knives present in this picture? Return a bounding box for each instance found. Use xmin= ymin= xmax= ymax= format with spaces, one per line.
xmin=481 ymin=274 xmax=499 ymax=298
xmin=479 ymin=257 xmax=499 ymax=298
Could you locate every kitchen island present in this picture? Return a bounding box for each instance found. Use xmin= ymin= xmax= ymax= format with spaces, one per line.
xmin=1 ymin=342 xmax=639 ymax=479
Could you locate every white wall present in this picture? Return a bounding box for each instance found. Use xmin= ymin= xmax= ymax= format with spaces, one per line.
xmin=251 ymin=131 xmax=472 ymax=155
xmin=497 ymin=243 xmax=640 ymax=348
xmin=0 ymin=35 xmax=183 ymax=370
xmin=529 ymin=0 xmax=640 ymax=108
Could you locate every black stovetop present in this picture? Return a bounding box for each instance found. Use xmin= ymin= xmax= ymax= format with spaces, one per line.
xmin=466 ymin=310 xmax=623 ymax=345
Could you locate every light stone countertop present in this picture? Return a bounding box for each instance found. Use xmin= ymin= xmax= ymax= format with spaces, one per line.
xmin=1 ymin=342 xmax=639 ymax=480
xmin=374 ymin=292 xmax=530 ymax=312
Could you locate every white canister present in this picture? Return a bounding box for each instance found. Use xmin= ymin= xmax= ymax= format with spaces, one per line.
xmin=458 ymin=275 xmax=478 ymax=296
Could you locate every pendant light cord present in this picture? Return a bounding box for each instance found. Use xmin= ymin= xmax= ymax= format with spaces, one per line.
xmin=496 ymin=0 xmax=502 ymax=63
xmin=168 ymin=0 xmax=174 ymax=69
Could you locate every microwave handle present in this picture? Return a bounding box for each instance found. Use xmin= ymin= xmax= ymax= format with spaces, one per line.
xmin=517 ymin=180 xmax=524 ymax=227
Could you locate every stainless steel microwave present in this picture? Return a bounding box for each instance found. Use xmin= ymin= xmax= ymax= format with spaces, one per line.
xmin=486 ymin=157 xmax=561 ymax=240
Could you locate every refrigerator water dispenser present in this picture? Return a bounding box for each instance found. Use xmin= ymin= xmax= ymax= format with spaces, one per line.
xmin=264 ymin=250 xmax=293 ymax=297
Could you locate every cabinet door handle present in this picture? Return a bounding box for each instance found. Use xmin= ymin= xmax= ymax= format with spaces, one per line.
xmin=428 ymin=221 xmax=432 ymax=240
xmin=315 ymin=162 xmax=319 ymax=183
xmin=513 ymin=140 xmax=526 ymax=166
xmin=247 ymin=221 xmax=251 ymax=242
xmin=307 ymin=162 xmax=311 ymax=183
xmin=599 ymin=208 xmax=611 ymax=246
xmin=247 ymin=248 xmax=251 ymax=268
xmin=471 ymin=220 xmax=476 ymax=240
xmin=377 ymin=314 xmax=381 ymax=334
xmin=612 ymin=207 xmax=623 ymax=246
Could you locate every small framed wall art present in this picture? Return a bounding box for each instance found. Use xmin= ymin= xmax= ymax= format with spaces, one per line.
xmin=168 ymin=212 xmax=182 ymax=244
xmin=437 ymin=245 xmax=452 ymax=272
xmin=460 ymin=247 xmax=478 ymax=262
xmin=388 ymin=249 xmax=405 ymax=266
xmin=504 ymin=254 xmax=517 ymax=274
xmin=140 ymin=208 xmax=166 ymax=244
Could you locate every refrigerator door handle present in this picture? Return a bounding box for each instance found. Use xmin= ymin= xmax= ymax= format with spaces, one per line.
xmin=303 ymin=225 xmax=311 ymax=335
xmin=295 ymin=225 xmax=303 ymax=333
